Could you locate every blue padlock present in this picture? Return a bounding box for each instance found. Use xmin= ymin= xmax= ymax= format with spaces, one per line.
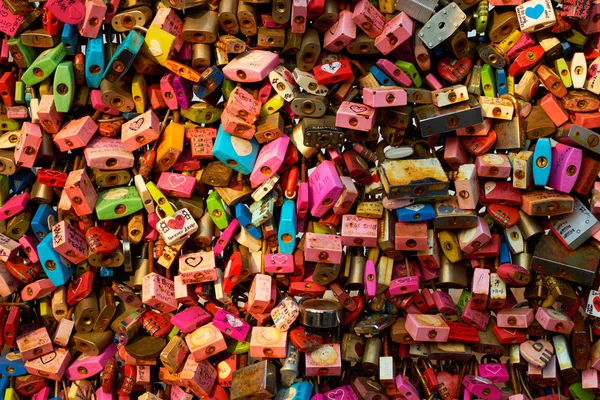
xmin=31 ymin=204 xmax=57 ymax=241
xmin=98 ymin=267 xmax=114 ymax=278
xmin=213 ymin=126 xmax=259 ymax=175
xmin=39 ymin=233 xmax=74 ymax=286
xmin=0 ymin=352 xmax=27 ymax=376
xmin=275 ymin=381 xmax=313 ymax=400
xmin=0 ymin=375 xmax=9 ymax=400
xmin=61 ymin=24 xmax=79 ymax=56
xmin=195 ymin=66 xmax=224 ymax=99
xmin=9 ymin=169 xmax=35 ymax=193
xmin=498 ymin=238 xmax=511 ymax=265
xmin=395 ymin=203 xmax=435 ymax=222
xmin=495 ymin=68 xmax=507 ymax=95
xmin=103 ymin=30 xmax=144 ymax=84
xmin=235 ymin=203 xmax=261 ymax=240
xmin=85 ymin=35 xmax=105 ymax=89
xmin=533 ymin=137 xmax=552 ymax=186
xmin=369 ymin=65 xmax=395 ymax=87
xmin=278 ymin=199 xmax=296 ymax=254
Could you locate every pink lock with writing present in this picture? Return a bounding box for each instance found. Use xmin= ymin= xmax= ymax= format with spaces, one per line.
xmin=547 ymin=143 xmax=582 ymax=193
xmin=37 ymin=95 xmax=62 ymax=133
xmin=264 ymin=253 xmax=294 ymax=274
xmin=341 ymin=214 xmax=378 ymax=247
xmin=362 ymin=86 xmax=407 ymax=108
xmin=304 ymin=232 xmax=343 ymax=264
xmin=405 ymin=313 xmax=450 ymax=342
xmin=178 ymin=251 xmax=217 ymax=285
xmin=171 ymin=305 xmax=211 ymax=333
xmin=308 ymin=160 xmax=343 ymax=217
xmin=374 ymin=11 xmax=413 ymax=55
xmin=323 ymin=10 xmax=356 ymax=53
xmin=84 ymin=136 xmax=135 ymax=170
xmin=14 ymin=122 xmax=42 ymax=168
xmin=53 ymin=116 xmax=98 ymax=152
xmin=157 ymin=172 xmax=196 ymax=198
xmin=121 ymin=110 xmax=161 ymax=151
xmin=352 ymin=0 xmax=384 ymax=38
xmin=336 ymin=101 xmax=376 ymax=132
xmin=52 ymin=220 xmax=88 ymax=264
xmin=213 ymin=309 xmax=251 ymax=341
xmin=142 ymin=272 xmax=178 ymax=312
xmin=250 ymin=135 xmax=290 ymax=188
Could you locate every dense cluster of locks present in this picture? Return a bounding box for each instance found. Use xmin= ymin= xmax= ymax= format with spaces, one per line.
xmin=0 ymin=0 xmax=600 ymax=398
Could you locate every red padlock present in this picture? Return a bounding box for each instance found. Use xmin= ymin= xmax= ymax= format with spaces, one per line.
xmin=437 ymin=57 xmax=473 ymax=84
xmin=342 ymin=295 xmax=364 ymax=326
xmin=416 ymin=357 xmax=439 ymax=391
xmin=66 ymin=270 xmax=94 ymax=306
xmin=101 ymin=357 xmax=117 ymax=393
xmin=289 ymin=326 xmax=324 ymax=352
xmin=37 ymin=169 xmax=68 ymax=187
xmin=508 ymin=45 xmax=545 ymax=77
xmin=6 ymin=257 xmax=41 ymax=284
xmin=142 ymin=310 xmax=173 ymax=337
xmin=86 ymin=227 xmax=120 ymax=255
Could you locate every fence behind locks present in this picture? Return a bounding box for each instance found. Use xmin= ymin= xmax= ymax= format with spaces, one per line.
xmin=0 ymin=0 xmax=600 ymax=398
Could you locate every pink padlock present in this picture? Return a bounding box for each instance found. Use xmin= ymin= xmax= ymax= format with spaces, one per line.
xmin=323 ymin=10 xmax=356 ymax=52
xmin=249 ymin=135 xmax=290 ymax=188
xmin=462 ymin=375 xmax=502 ymax=400
xmin=471 ymin=268 xmax=490 ymax=311
xmin=249 ymin=326 xmax=287 ymax=358
xmin=333 ymin=176 xmax=359 ymax=215
xmin=51 ymin=221 xmax=88 ymax=264
xmin=458 ymin=216 xmax=492 ymax=254
xmin=496 ymin=308 xmax=534 ymax=328
xmin=335 ymin=101 xmax=376 ymax=132
xmin=65 ymin=343 xmax=117 ymax=380
xmin=308 ymin=160 xmax=343 ymax=217
xmin=157 ymin=172 xmax=196 ymax=198
xmin=456 ymin=118 xmax=492 ymax=136
xmin=264 ymin=253 xmax=294 ymax=274
xmin=37 ymin=95 xmax=62 ymax=133
xmin=160 ymin=73 xmax=180 ymax=111
xmin=84 ymin=136 xmax=135 ymax=170
xmin=25 ymin=347 xmax=72 ymax=380
xmin=220 ymin=110 xmax=256 ymax=140
xmin=151 ymin=8 xmax=184 ymax=51
xmin=213 ymin=309 xmax=251 ymax=341
xmin=341 ymin=214 xmax=378 ymax=247
xmin=405 ymin=314 xmax=450 ymax=342
xmin=352 ymin=0 xmax=384 ymax=38
xmin=389 ymin=276 xmax=420 ymax=296
xmin=248 ymin=273 xmax=274 ymax=313
xmin=14 ymin=122 xmax=42 ymax=168
xmin=535 ymin=307 xmax=574 ymax=334
xmin=143 ymin=212 xmax=160 ymax=242
xmin=19 ymin=235 xmax=40 ymax=263
xmin=547 ymin=143 xmax=582 ymax=193
xmin=121 ymin=110 xmax=161 ymax=151
xmin=322 ymin=386 xmax=359 ymax=400
xmin=444 ymin=136 xmax=470 ymax=171
xmin=290 ymin=0 xmax=308 ymax=33
xmin=213 ymin=219 xmax=240 ymax=256
xmin=90 ymin=90 xmax=120 ymax=116
xmin=186 ymin=322 xmax=227 ymax=362
xmin=362 ymin=86 xmax=407 ymax=108
xmin=53 ymin=116 xmax=98 ymax=152
xmin=462 ymin=299 xmax=491 ymax=331
xmin=0 ymin=193 xmax=29 ymax=221
xmin=304 ymin=232 xmax=343 ymax=264
xmin=375 ymin=59 xmax=412 ymax=87
xmin=431 ymin=290 xmax=458 ymax=314
xmin=180 ymin=358 xmax=217 ymax=397
xmin=142 ymin=272 xmax=178 ymax=312
xmin=16 ymin=327 xmax=53 ymax=361
xmin=540 ymin=93 xmax=569 ymax=127
xmin=170 ymin=306 xmax=211 ymax=333
xmin=77 ymin=0 xmax=106 ymax=38
xmin=478 ymin=361 xmax=509 ymax=383
xmin=225 ymin=87 xmax=261 ymax=123
xmin=394 ymin=375 xmax=419 ymax=400
xmin=395 ymin=221 xmax=428 ymax=251
xmin=64 ymin=169 xmax=97 ymax=216
xmin=178 ymin=251 xmax=217 ymax=285
xmin=425 ymin=73 xmax=444 ymax=90
xmin=475 ymin=154 xmax=512 ymax=178
xmin=174 ymin=275 xmax=198 ymax=307
xmin=222 ymin=50 xmax=280 ymax=83
xmin=305 ymin=344 xmax=342 ymax=376
xmin=374 ymin=11 xmax=413 ymax=55
xmin=506 ymin=33 xmax=535 ymax=59
xmin=363 ymin=259 xmax=377 ymax=300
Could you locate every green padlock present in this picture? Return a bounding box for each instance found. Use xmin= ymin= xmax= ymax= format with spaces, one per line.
xmin=395 ymin=60 xmax=422 ymax=88
xmin=53 ymin=61 xmax=75 ymax=113
xmin=221 ymin=78 xmax=235 ymax=100
xmin=481 ymin=64 xmax=496 ymax=98
xmin=0 ymin=175 xmax=10 ymax=206
xmin=22 ymin=43 xmax=67 ymax=86
xmin=6 ymin=208 xmax=31 ymax=240
xmin=180 ymin=103 xmax=223 ymax=124
xmin=7 ymin=38 xmax=36 ymax=69
xmin=14 ymin=81 xmax=25 ymax=105
xmin=554 ymin=58 xmax=572 ymax=88
xmin=95 ymin=186 xmax=144 ymax=220
xmin=227 ymin=340 xmax=250 ymax=354
xmin=206 ymin=191 xmax=230 ymax=230
xmin=569 ymin=383 xmax=594 ymax=400
xmin=456 ymin=289 xmax=472 ymax=316
xmin=0 ymin=115 xmax=20 ymax=132
xmin=146 ymin=181 xmax=175 ymax=216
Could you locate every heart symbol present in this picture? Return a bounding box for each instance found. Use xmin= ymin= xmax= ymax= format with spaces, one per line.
xmin=128 ymin=117 xmax=144 ymax=131
xmin=484 ymin=364 xmax=502 ymax=375
xmin=185 ymin=256 xmax=203 ymax=268
xmin=270 ymin=255 xmax=288 ymax=265
xmin=525 ymin=4 xmax=544 ymax=19
xmin=519 ymin=339 xmax=554 ymax=368
xmin=43 ymin=170 xmax=62 ymax=177
xmin=225 ymin=314 xmax=243 ymax=328
xmin=68 ymin=6 xmax=84 ymax=22
xmin=321 ymin=61 xmax=342 ymax=74
xmin=70 ymin=278 xmax=82 ymax=293
xmin=593 ymin=296 xmax=600 ymax=312
xmin=167 ymin=215 xmax=185 ymax=230
xmin=354 ymin=342 xmax=364 ymax=357
xmin=168 ymin=174 xmax=187 ymax=188
xmin=148 ymin=40 xmax=163 ymax=57
xmin=327 ymin=390 xmax=345 ymax=400
xmin=349 ymin=104 xmax=368 ymax=114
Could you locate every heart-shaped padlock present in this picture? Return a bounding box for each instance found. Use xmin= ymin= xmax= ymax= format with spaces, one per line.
xmin=142 ymin=310 xmax=173 ymax=337
xmin=519 ymin=339 xmax=554 ymax=368
xmin=86 ymin=227 xmax=120 ymax=255
xmin=437 ymin=57 xmax=473 ymax=84
xmin=436 ymin=369 xmax=460 ymax=399
xmin=289 ymin=326 xmax=324 ymax=352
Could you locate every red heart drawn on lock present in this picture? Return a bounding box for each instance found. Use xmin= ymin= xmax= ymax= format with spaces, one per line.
xmin=167 ymin=215 xmax=185 ymax=230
